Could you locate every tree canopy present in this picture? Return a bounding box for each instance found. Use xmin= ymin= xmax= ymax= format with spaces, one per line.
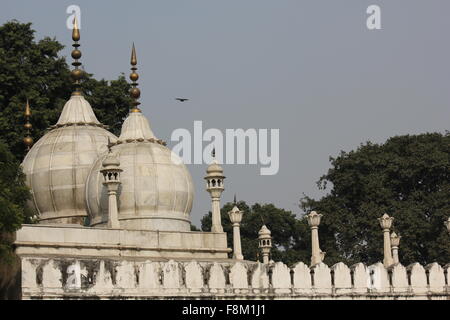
xmin=1 ymin=21 xmax=448 ymax=270
xmin=0 ymin=20 xmax=131 ymax=160
xmin=0 ymin=140 xmax=33 ymax=262
xmin=301 ymin=132 xmax=450 ymax=266
xmin=200 ymin=133 xmax=450 ymax=267
xmin=0 ymin=20 xmax=132 ymax=266
xmin=201 ymin=201 xmax=311 ymax=266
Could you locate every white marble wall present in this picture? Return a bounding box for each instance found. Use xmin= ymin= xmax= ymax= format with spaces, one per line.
xmin=21 ymin=258 xmax=450 ymax=299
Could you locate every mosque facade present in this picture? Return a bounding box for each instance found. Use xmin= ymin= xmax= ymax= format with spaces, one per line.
xmin=9 ymin=22 xmax=450 ymax=300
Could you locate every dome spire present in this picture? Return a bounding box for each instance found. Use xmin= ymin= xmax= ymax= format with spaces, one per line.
xmin=129 ymin=43 xmax=141 ymax=113
xmin=23 ymin=99 xmax=33 ymax=151
xmin=54 ymin=17 xmax=104 ymax=127
xmin=70 ymin=16 xmax=83 ymax=95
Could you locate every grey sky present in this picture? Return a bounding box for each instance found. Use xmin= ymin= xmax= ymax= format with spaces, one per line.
xmin=2 ymin=1 xmax=449 ymax=227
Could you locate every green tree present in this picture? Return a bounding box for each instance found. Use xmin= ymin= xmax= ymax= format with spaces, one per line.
xmin=0 ymin=20 xmax=131 ymax=160
xmin=82 ymin=76 xmax=131 ymax=137
xmin=0 ymin=140 xmax=33 ymax=260
xmin=301 ymin=133 xmax=450 ymax=266
xmin=201 ymin=201 xmax=310 ymax=266
xmin=0 ymin=140 xmax=31 ymax=298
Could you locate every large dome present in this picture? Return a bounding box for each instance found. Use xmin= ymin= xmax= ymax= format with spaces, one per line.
xmin=21 ymin=94 xmax=117 ymax=225
xmin=85 ymin=111 xmax=194 ymax=232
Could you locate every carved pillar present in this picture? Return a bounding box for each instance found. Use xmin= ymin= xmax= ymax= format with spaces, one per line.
xmin=378 ymin=213 xmax=394 ymax=267
xmin=228 ymin=205 xmax=244 ymax=260
xmin=205 ymin=159 xmax=225 ymax=233
xmin=258 ymin=225 xmax=272 ymax=264
xmin=390 ymin=232 xmax=401 ymax=265
xmin=100 ymin=148 xmax=122 ymax=229
xmin=307 ymin=211 xmax=325 ymax=266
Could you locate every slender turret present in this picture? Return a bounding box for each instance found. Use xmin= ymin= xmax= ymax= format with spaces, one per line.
xmin=70 ymin=17 xmax=83 ymax=95
xmin=23 ymin=100 xmax=33 ymax=151
xmin=205 ymin=148 xmax=225 ymax=233
xmin=129 ymin=43 xmax=141 ymax=113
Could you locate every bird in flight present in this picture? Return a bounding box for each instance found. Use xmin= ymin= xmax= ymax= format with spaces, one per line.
xmin=175 ymin=98 xmax=189 ymax=102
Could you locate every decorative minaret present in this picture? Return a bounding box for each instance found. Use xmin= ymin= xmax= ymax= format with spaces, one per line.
xmin=100 ymin=141 xmax=122 ymax=229
xmin=228 ymin=197 xmax=244 ymax=260
xmin=129 ymin=43 xmax=141 ymax=113
xmin=445 ymin=217 xmax=450 ymax=234
xmin=258 ymin=225 xmax=272 ymax=264
xmin=307 ymin=211 xmax=325 ymax=266
xmin=205 ymin=148 xmax=225 ymax=233
xmin=23 ymin=100 xmax=33 ymax=151
xmin=70 ymin=17 xmax=83 ymax=95
xmin=378 ymin=213 xmax=394 ymax=267
xmin=390 ymin=232 xmax=401 ymax=264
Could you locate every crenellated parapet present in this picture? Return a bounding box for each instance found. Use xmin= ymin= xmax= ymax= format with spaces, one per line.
xmin=19 ymin=258 xmax=450 ymax=300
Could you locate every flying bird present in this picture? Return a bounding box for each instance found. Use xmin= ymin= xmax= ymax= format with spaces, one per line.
xmin=175 ymin=98 xmax=189 ymax=102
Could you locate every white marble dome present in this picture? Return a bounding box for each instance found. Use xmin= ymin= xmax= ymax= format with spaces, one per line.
xmin=21 ymin=94 xmax=117 ymax=225
xmin=85 ymin=111 xmax=194 ymax=232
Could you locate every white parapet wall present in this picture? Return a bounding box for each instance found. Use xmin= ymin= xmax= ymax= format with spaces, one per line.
xmin=19 ymin=258 xmax=450 ymax=300
xmin=15 ymin=224 xmax=230 ymax=260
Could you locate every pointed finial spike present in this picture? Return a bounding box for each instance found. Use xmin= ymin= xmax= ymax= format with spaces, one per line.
xmin=70 ymin=15 xmax=83 ymax=94
xmin=129 ymin=43 xmax=141 ymax=112
xmin=107 ymin=137 xmax=112 ymax=153
xmin=234 ymin=194 xmax=237 ymax=204
xmin=24 ymin=99 xmax=31 ymax=117
xmin=131 ymin=43 xmax=137 ymax=66
xmin=72 ymin=16 xmax=80 ymax=42
xmin=212 ymin=147 xmax=216 ymax=159
xmin=23 ymin=99 xmax=33 ymax=151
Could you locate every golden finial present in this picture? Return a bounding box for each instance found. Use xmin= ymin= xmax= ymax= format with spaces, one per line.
xmin=23 ymin=99 xmax=33 ymax=151
xmin=72 ymin=16 xmax=80 ymax=41
xmin=129 ymin=43 xmax=141 ymax=113
xmin=131 ymin=43 xmax=137 ymax=66
xmin=24 ymin=99 xmax=31 ymax=117
xmin=70 ymin=16 xmax=83 ymax=95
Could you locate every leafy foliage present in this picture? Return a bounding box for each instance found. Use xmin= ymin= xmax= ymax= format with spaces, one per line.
xmin=0 ymin=20 xmax=132 ymax=265
xmin=301 ymin=133 xmax=450 ymax=266
xmin=201 ymin=201 xmax=310 ymax=266
xmin=82 ymin=76 xmax=131 ymax=137
xmin=0 ymin=140 xmax=33 ymax=262
xmin=0 ymin=20 xmax=131 ymax=160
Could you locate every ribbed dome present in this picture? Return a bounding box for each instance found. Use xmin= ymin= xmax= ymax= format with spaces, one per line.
xmin=205 ymin=160 xmax=225 ymax=180
xmin=21 ymin=94 xmax=117 ymax=225
xmin=258 ymin=225 xmax=271 ymax=236
xmin=85 ymin=111 xmax=194 ymax=232
xmin=102 ymin=151 xmax=120 ymax=167
xmin=207 ymin=161 xmax=223 ymax=174
xmin=55 ymin=94 xmax=102 ymax=126
xmin=117 ymin=111 xmax=156 ymax=142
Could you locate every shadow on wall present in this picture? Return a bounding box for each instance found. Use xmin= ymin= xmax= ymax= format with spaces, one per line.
xmin=0 ymin=232 xmax=21 ymax=300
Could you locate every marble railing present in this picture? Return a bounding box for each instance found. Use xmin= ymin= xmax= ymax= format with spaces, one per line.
xmin=20 ymin=258 xmax=449 ymax=299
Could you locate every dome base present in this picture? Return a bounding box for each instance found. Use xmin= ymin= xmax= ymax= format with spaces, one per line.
xmin=38 ymin=216 xmax=86 ymax=225
xmin=91 ymin=215 xmax=191 ymax=232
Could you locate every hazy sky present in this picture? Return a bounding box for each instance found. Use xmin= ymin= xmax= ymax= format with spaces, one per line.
xmin=2 ymin=1 xmax=450 ymax=226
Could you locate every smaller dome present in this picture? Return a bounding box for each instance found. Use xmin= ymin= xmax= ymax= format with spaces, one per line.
xmin=116 ymin=111 xmax=164 ymax=144
xmin=21 ymin=94 xmax=118 ymax=225
xmin=55 ymin=94 xmax=103 ymax=127
xmin=230 ymin=205 xmax=240 ymax=213
xmin=86 ymin=110 xmax=194 ymax=232
xmin=258 ymin=225 xmax=271 ymax=236
xmin=206 ymin=160 xmax=225 ymax=178
xmin=102 ymin=152 xmax=120 ymax=168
